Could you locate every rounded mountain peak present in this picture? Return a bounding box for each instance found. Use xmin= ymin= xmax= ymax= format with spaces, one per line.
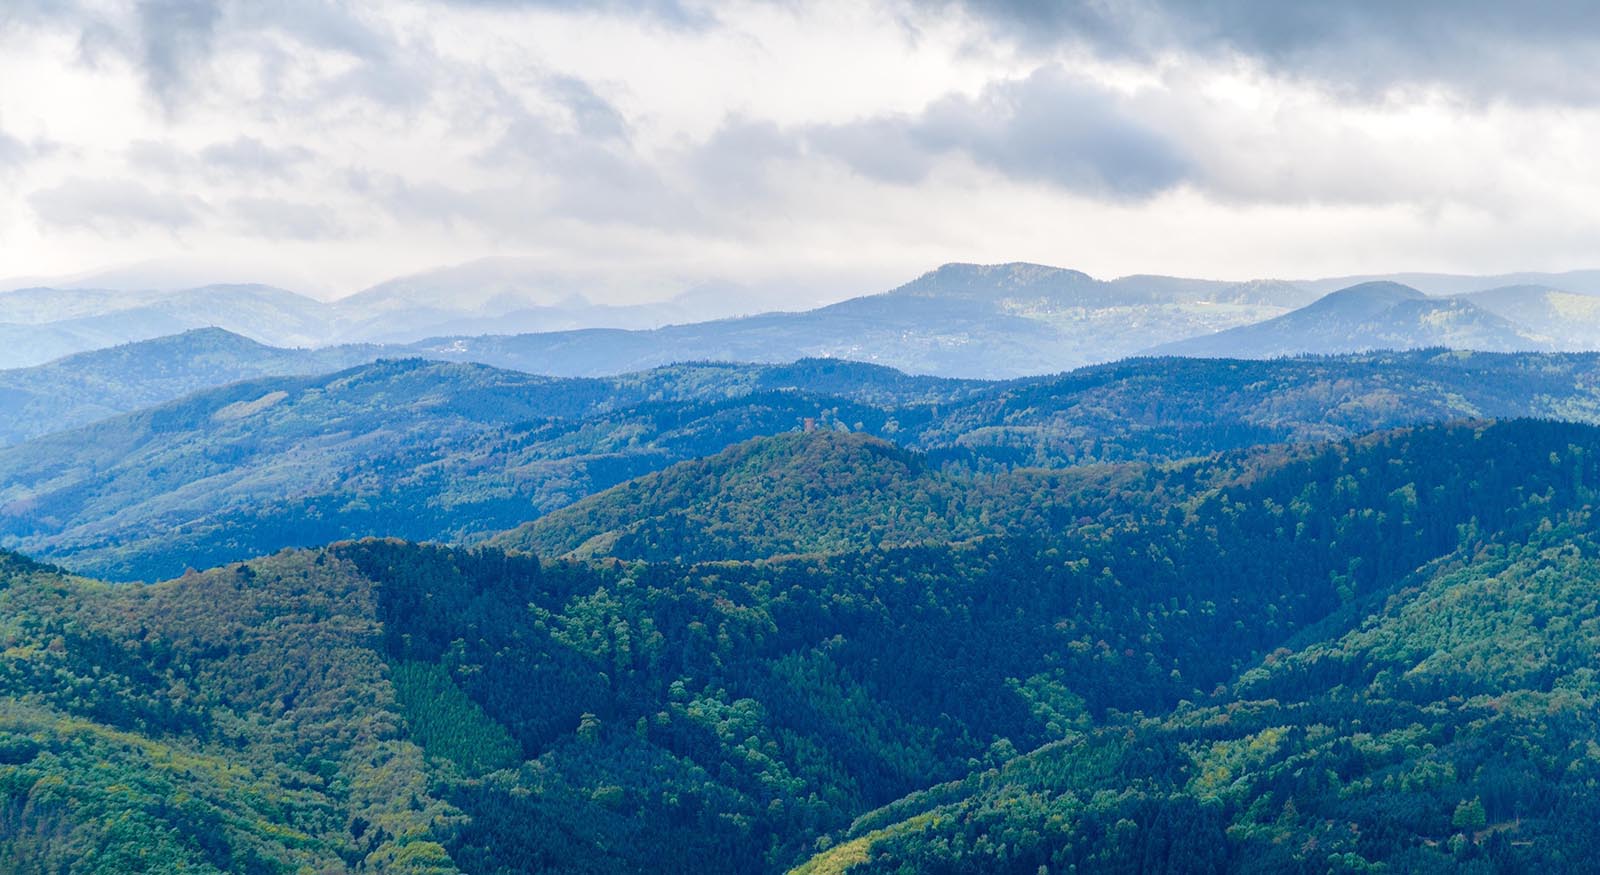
xmin=1304 ymin=281 xmax=1427 ymax=316
xmin=890 ymin=262 xmax=1099 ymax=300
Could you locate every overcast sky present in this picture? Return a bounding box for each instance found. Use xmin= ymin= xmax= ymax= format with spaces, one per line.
xmin=3 ymin=1 xmax=1600 ymax=301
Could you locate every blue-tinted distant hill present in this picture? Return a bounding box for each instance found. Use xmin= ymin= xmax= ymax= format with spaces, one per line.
xmin=1150 ymin=281 xmax=1549 ymax=358
xmin=0 ymin=283 xmax=338 ymax=367
xmin=406 ymin=263 xmax=1318 ymax=378
xmin=1457 ymin=284 xmax=1600 ymax=348
xmin=0 ymin=328 xmax=385 ymax=446
xmin=16 ymin=263 xmax=1600 ymax=377
xmin=10 ymin=348 xmax=1600 ymax=578
xmin=399 ymin=268 xmax=1600 ymax=377
xmin=0 ymin=356 xmax=984 ymax=579
xmin=1295 ymin=267 xmax=1600 ymax=296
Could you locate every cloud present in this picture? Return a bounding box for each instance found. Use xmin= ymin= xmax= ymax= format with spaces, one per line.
xmin=0 ymin=130 xmax=30 ymax=168
xmin=29 ymin=178 xmax=205 ymax=233
xmin=467 ymin=76 xmax=711 ymax=228
xmin=436 ymin=0 xmax=714 ymax=29
xmin=6 ymin=0 xmax=1600 ymax=295
xmin=125 ymin=139 xmax=188 ymax=175
xmin=231 ymin=0 xmax=390 ymax=59
xmin=14 ymin=0 xmax=694 ymax=114
xmin=125 ymin=137 xmax=315 ymax=183
xmin=796 ymin=60 xmax=1571 ymax=211
xmin=7 ymin=0 xmax=420 ymax=111
xmin=227 ymin=196 xmax=341 ymax=239
xmin=200 ymin=137 xmax=315 ymax=178
xmin=686 ymin=118 xmax=800 ymax=201
xmin=931 ymin=0 xmax=1600 ymax=104
xmin=0 ymin=1 xmax=95 ymax=29
xmin=0 ymin=125 xmax=60 ymax=179
xmin=805 ymin=118 xmax=932 ymax=186
xmin=546 ymin=74 xmax=630 ymax=141
xmin=346 ymin=170 xmax=538 ymax=233
xmin=809 ymin=67 xmax=1191 ymax=198
xmin=136 ymin=0 xmax=221 ymax=105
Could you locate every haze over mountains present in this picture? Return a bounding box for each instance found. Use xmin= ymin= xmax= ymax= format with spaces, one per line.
xmin=421 ymin=264 xmax=1598 ymax=377
xmin=0 ymin=328 xmax=385 ymax=446
xmin=1153 ymin=281 xmax=1549 ymax=359
xmin=0 ymin=258 xmax=783 ymax=369
xmin=8 ymin=260 xmax=1600 ymax=375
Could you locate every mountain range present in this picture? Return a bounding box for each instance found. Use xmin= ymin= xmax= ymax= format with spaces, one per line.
xmin=394 ymin=265 xmax=1600 ymax=377
xmin=0 ymin=328 xmax=384 ymax=446
xmin=1152 ymin=281 xmax=1549 ymax=358
xmin=10 ymin=260 xmax=1600 ymax=376
xmin=0 ymin=284 xmax=335 ymax=367
xmin=10 ymin=344 xmax=1600 ymax=580
xmin=403 ymin=264 xmax=1318 ymax=378
xmin=11 ymin=259 xmax=1600 ymax=871
xmin=0 ymin=259 xmax=776 ymax=369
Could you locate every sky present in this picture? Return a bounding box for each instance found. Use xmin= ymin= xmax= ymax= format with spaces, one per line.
xmin=3 ymin=1 xmax=1600 ymax=302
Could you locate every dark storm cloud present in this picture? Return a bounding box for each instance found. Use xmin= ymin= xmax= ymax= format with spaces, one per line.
xmin=810 ymin=68 xmax=1191 ymax=198
xmin=936 ymin=0 xmax=1600 ymax=103
xmin=29 ymin=178 xmax=205 ymax=233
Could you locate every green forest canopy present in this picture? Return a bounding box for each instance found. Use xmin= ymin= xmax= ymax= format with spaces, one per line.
xmin=4 ymin=419 xmax=1600 ymax=872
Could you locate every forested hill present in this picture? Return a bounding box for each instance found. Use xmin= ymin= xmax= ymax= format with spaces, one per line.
xmin=500 ymin=419 xmax=1600 ymax=573
xmin=13 ymin=348 xmax=1600 ymax=580
xmin=793 ymin=522 xmax=1600 ymax=871
xmin=0 ymin=327 xmax=385 ymax=446
xmin=923 ymin=348 xmax=1600 ymax=466
xmin=0 ymin=357 xmax=975 ymax=581
xmin=494 ymin=432 xmax=986 ymax=562
xmin=5 ymin=419 xmax=1600 ymax=872
xmin=495 ymin=426 xmax=1237 ymax=565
